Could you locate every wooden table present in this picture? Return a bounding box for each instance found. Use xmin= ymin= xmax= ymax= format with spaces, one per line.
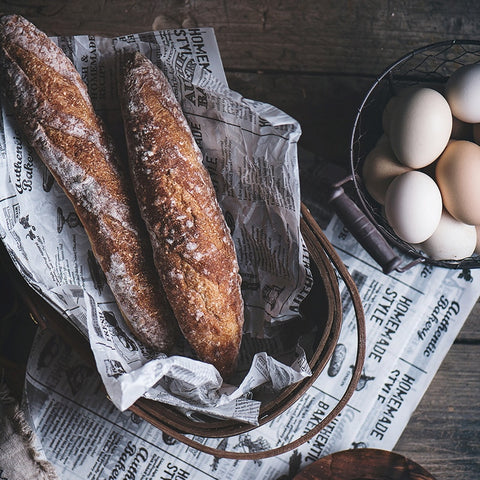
xmin=0 ymin=1 xmax=478 ymax=478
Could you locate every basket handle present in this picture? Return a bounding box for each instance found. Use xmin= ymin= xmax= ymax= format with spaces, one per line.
xmin=131 ymin=205 xmax=366 ymax=460
xmin=328 ymin=182 xmax=405 ymax=274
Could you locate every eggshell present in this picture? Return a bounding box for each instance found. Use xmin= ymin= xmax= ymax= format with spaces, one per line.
xmin=435 ymin=140 xmax=480 ymax=225
xmin=445 ymin=64 xmax=480 ymax=123
xmin=389 ymin=87 xmax=452 ymax=169
xmin=418 ymin=209 xmax=476 ymax=260
xmin=475 ymin=226 xmax=480 ymax=254
xmin=374 ymin=133 xmax=390 ymax=149
xmin=362 ymin=140 xmax=411 ymax=204
xmin=385 ymin=170 xmax=443 ymax=244
xmin=382 ymin=96 xmax=399 ymax=135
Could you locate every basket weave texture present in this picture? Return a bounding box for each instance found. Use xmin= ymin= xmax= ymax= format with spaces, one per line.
xmin=5 ymin=203 xmax=366 ymax=460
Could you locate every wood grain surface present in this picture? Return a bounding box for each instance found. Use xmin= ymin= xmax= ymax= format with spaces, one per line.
xmin=0 ymin=1 xmax=478 ymax=478
xmin=293 ymin=448 xmax=436 ymax=480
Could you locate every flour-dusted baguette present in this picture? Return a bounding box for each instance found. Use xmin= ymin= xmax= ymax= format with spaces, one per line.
xmin=120 ymin=52 xmax=244 ymax=378
xmin=0 ymin=15 xmax=177 ymax=352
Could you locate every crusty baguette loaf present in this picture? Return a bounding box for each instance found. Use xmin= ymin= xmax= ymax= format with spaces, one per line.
xmin=120 ymin=52 xmax=244 ymax=378
xmin=0 ymin=14 xmax=177 ymax=352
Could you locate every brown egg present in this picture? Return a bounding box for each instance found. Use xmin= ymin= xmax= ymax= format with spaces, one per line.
xmin=436 ymin=140 xmax=480 ymax=225
xmin=362 ymin=139 xmax=411 ymax=205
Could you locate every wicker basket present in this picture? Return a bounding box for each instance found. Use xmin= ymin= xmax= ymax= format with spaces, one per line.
xmin=5 ymin=203 xmax=366 ymax=460
xmin=350 ymin=40 xmax=480 ymax=270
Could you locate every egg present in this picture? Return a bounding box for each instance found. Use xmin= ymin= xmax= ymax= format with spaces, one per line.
xmin=382 ymin=87 xmax=423 ymax=136
xmin=436 ymin=140 xmax=480 ymax=225
xmin=418 ymin=209 xmax=476 ymax=260
xmin=362 ymin=139 xmax=411 ymax=204
xmin=374 ymin=133 xmax=391 ymax=149
xmin=385 ymin=170 xmax=442 ymax=244
xmin=389 ymin=87 xmax=452 ymax=169
xmin=475 ymin=226 xmax=480 ymax=254
xmin=382 ymin=95 xmax=400 ymax=135
xmin=445 ymin=63 xmax=480 ymax=123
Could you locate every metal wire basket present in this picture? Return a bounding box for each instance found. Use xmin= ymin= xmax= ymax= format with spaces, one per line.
xmin=350 ymin=40 xmax=480 ymax=270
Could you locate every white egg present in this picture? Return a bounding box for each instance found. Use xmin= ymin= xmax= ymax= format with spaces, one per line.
xmin=445 ymin=64 xmax=480 ymax=123
xmin=385 ymin=170 xmax=442 ymax=244
xmin=381 ymin=87 xmax=419 ymax=136
xmin=418 ymin=209 xmax=476 ymax=260
xmin=389 ymin=87 xmax=452 ymax=169
xmin=362 ymin=140 xmax=411 ymax=204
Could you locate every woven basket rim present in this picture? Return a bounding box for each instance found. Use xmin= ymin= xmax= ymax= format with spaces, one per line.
xmin=2 ymin=202 xmax=366 ymax=460
xmin=129 ymin=210 xmax=344 ymax=438
xmin=129 ymin=205 xmax=366 ymax=459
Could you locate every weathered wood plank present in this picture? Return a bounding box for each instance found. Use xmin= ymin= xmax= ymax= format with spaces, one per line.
xmin=1 ymin=0 xmax=479 ymax=76
xmin=458 ymin=301 xmax=480 ymax=341
xmin=226 ymin=71 xmax=372 ymax=162
xmin=395 ymin=343 xmax=480 ymax=479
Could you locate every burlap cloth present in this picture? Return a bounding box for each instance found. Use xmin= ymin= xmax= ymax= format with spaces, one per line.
xmin=0 ymin=380 xmax=59 ymax=480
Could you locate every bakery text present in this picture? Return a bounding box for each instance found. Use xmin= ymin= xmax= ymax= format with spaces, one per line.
xmin=370 ymin=370 xmax=416 ymax=440
xmin=107 ymin=441 xmax=148 ymax=480
xmin=13 ymin=134 xmax=33 ymax=194
xmin=368 ymin=288 xmax=413 ymax=363
xmin=419 ymin=295 xmax=460 ymax=357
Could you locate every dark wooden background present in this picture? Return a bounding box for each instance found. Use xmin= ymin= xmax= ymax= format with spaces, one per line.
xmin=0 ymin=1 xmax=479 ymax=478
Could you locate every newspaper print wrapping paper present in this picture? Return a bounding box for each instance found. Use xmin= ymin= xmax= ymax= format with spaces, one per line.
xmin=0 ymin=28 xmax=312 ymax=420
xmin=22 ymin=202 xmax=480 ymax=478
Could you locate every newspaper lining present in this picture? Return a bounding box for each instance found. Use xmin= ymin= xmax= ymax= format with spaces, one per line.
xmin=22 ymin=203 xmax=480 ymax=478
xmin=0 ymin=28 xmax=312 ymax=422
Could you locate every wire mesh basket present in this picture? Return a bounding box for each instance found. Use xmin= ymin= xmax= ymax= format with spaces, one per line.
xmin=350 ymin=39 xmax=480 ymax=270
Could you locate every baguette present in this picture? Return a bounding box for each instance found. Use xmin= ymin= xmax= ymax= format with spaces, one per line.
xmin=120 ymin=52 xmax=244 ymax=378
xmin=0 ymin=15 xmax=177 ymax=352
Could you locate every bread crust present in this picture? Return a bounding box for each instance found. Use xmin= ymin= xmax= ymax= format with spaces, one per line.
xmin=0 ymin=14 xmax=177 ymax=352
xmin=120 ymin=52 xmax=244 ymax=378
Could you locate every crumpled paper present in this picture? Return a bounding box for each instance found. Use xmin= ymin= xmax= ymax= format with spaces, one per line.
xmin=0 ymin=27 xmax=313 ymax=423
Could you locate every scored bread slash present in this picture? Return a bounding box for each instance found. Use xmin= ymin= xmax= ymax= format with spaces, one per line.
xmin=119 ymin=51 xmax=244 ymax=379
xmin=0 ymin=14 xmax=178 ymax=352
